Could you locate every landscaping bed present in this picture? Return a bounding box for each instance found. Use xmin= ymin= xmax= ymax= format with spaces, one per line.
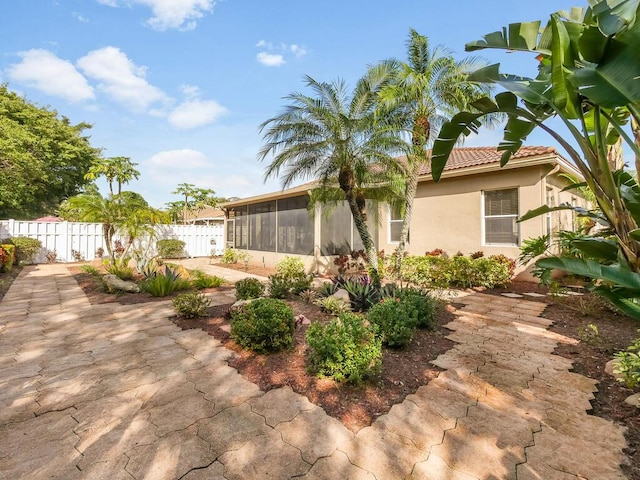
xmin=67 ymin=264 xmax=639 ymax=475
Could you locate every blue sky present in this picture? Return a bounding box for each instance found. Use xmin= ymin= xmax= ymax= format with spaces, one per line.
xmin=2 ymin=0 xmax=583 ymax=208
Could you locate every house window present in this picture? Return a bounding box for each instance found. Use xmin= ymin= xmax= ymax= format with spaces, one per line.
xmin=388 ymin=205 xmax=403 ymax=243
xmin=484 ymin=188 xmax=519 ymax=245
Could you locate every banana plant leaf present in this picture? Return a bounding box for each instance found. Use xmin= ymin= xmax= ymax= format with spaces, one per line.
xmin=572 ymin=238 xmax=619 ymax=262
xmin=537 ymin=256 xmax=640 ymax=289
xmin=590 ymin=285 xmax=640 ymax=320
xmin=465 ymin=21 xmax=548 ymax=53
xmin=591 ymin=0 xmax=640 ymax=36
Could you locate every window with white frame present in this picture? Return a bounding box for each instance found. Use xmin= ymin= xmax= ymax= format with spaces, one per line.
xmin=388 ymin=204 xmax=403 ymax=243
xmin=483 ymin=188 xmax=519 ymax=245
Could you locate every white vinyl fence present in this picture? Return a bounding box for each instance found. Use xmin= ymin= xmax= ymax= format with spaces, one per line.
xmin=0 ymin=219 xmax=224 ymax=263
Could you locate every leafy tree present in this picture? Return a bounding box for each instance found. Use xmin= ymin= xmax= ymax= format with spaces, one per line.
xmin=259 ymin=75 xmax=405 ymax=286
xmin=371 ymin=30 xmax=494 ymax=272
xmin=431 ymin=2 xmax=640 ymax=317
xmin=170 ymin=183 xmax=215 ymax=224
xmin=84 ymin=156 xmax=140 ymax=196
xmin=0 ymin=84 xmax=101 ymax=219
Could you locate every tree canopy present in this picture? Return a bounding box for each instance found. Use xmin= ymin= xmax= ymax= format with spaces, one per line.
xmin=0 ymin=85 xmax=101 ymax=219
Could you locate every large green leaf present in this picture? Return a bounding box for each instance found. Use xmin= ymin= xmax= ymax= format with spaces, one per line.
xmin=537 ymin=256 xmax=640 ymax=289
xmin=591 ymin=285 xmax=640 ymax=320
xmin=592 ymin=0 xmax=640 ymax=36
xmin=518 ymin=204 xmax=576 ymax=222
xmin=572 ymin=238 xmax=619 ymax=261
xmin=465 ymin=21 xmax=548 ymax=54
xmin=568 ymin=19 xmax=640 ymax=108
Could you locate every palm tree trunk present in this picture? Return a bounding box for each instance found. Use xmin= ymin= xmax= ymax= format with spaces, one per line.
xmin=345 ymin=191 xmax=380 ymax=288
xmin=633 ymin=117 xmax=640 ymax=183
xmin=394 ymin=161 xmax=420 ymax=274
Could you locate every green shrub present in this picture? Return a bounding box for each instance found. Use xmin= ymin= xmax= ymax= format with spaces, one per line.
xmin=275 ymin=256 xmax=307 ymax=277
xmin=222 ymin=248 xmax=247 ymax=264
xmin=268 ymin=273 xmax=313 ymax=299
xmin=235 ymin=277 xmax=265 ymax=300
xmin=399 ymin=290 xmax=438 ymax=329
xmin=268 ymin=274 xmax=291 ymax=299
xmin=230 ymin=298 xmax=295 ymax=352
xmin=400 ymin=255 xmax=451 ymax=289
xmin=80 ymin=265 xmax=100 ymax=276
xmin=306 ymin=312 xmax=382 ymax=384
xmin=614 ymin=331 xmax=640 ymax=389
xmin=300 ymin=289 xmax=318 ymax=304
xmin=367 ymin=298 xmax=418 ymax=348
xmin=190 ymin=269 xmax=224 ymax=289
xmin=173 ymin=292 xmax=211 ymax=318
xmin=140 ymin=265 xmax=190 ymax=297
xmin=156 ymin=239 xmax=185 ymax=258
xmin=12 ymin=237 xmax=41 ymax=264
xmin=314 ymin=296 xmax=351 ymax=315
xmin=104 ymin=257 xmax=135 ymax=281
xmin=317 ymin=281 xmax=338 ymax=298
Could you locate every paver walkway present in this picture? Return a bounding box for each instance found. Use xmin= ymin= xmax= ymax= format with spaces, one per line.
xmin=0 ymin=264 xmax=629 ymax=479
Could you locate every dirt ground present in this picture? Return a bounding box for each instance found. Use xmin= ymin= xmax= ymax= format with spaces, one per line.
xmin=58 ymin=267 xmax=640 ymax=477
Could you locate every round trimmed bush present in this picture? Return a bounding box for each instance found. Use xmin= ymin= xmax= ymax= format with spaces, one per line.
xmin=399 ymin=290 xmax=438 ymax=330
xmin=306 ymin=312 xmax=382 ymax=384
xmin=230 ymin=298 xmax=294 ymax=352
xmin=11 ymin=237 xmax=41 ymax=264
xmin=367 ymin=298 xmax=418 ymax=348
xmin=173 ymin=291 xmax=211 ymax=318
xmin=156 ymin=239 xmax=185 ymax=258
xmin=235 ymin=277 xmax=265 ymax=300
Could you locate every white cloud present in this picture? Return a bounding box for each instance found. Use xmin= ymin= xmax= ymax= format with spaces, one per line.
xmin=72 ymin=12 xmax=89 ymax=22
xmin=290 ymin=44 xmax=307 ymax=57
xmin=255 ymin=39 xmax=272 ymax=48
xmin=6 ymin=49 xmax=95 ymax=102
xmin=256 ymin=52 xmax=285 ymax=67
xmin=147 ymin=149 xmax=209 ymax=169
xmin=77 ymin=46 xmax=168 ymax=111
xmin=98 ymin=0 xmax=215 ymax=31
xmin=179 ymin=84 xmax=200 ymax=99
xmin=168 ymin=99 xmax=226 ymax=129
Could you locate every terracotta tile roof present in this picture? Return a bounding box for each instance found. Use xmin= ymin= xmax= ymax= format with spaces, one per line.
xmin=417 ymin=146 xmax=558 ymax=176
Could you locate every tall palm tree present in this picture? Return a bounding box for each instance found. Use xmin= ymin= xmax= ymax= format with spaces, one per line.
xmin=84 ymin=156 xmax=140 ymax=196
xmin=259 ymin=75 xmax=405 ymax=285
xmin=373 ymin=29 xmax=494 ymax=271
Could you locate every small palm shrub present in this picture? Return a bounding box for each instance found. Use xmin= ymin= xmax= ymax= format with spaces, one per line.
xmin=173 ymin=292 xmax=211 ymax=318
xmin=367 ymin=298 xmax=418 ymax=348
xmin=300 ymin=289 xmax=318 ymax=304
xmin=140 ymin=265 xmax=190 ymax=297
xmin=231 ymin=298 xmax=295 ymax=352
xmin=156 ymin=239 xmax=185 ymax=258
xmin=11 ymin=237 xmax=42 ymax=264
xmin=314 ymin=296 xmax=351 ymax=315
xmin=306 ymin=312 xmax=382 ymax=384
xmin=104 ymin=257 xmax=135 ymax=281
xmin=235 ymin=277 xmax=265 ymax=300
xmin=190 ymin=269 xmax=224 ymax=289
xmin=80 ymin=265 xmax=100 ymax=276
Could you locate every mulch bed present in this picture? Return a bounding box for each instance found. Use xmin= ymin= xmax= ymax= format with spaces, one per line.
xmin=66 ymin=265 xmax=640 ymax=475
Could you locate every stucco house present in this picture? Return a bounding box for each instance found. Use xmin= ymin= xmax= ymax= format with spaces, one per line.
xmin=220 ymin=146 xmax=587 ymax=274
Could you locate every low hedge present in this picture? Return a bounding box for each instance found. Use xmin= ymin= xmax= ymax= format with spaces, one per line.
xmin=156 ymin=239 xmax=185 ymax=258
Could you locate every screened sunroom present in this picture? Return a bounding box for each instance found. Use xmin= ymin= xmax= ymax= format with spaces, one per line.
xmin=221 ymin=185 xmax=378 ymax=273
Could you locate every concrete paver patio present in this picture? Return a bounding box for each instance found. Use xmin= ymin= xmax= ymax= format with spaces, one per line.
xmin=0 ymin=264 xmax=629 ymax=479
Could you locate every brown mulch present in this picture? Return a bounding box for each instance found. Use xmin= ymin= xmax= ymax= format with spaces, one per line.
xmin=65 ymin=264 xmax=640 ymax=475
xmin=483 ymin=280 xmax=640 ymax=479
xmin=173 ymin=299 xmax=456 ymax=433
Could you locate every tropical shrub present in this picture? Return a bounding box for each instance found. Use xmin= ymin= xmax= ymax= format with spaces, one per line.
xmin=398 ymin=289 xmax=439 ymax=329
xmin=306 ymin=312 xmax=382 ymax=384
xmin=173 ymin=291 xmax=211 ymax=319
xmin=317 ymin=281 xmax=338 ymax=298
xmin=190 ymin=269 xmax=224 ymax=289
xmin=222 ymin=248 xmax=246 ymax=264
xmin=300 ymin=289 xmax=318 ymax=304
xmin=0 ymin=245 xmax=15 ymax=272
xmin=314 ymin=296 xmax=351 ymax=315
xmin=275 ymin=256 xmax=306 ymax=277
xmin=235 ymin=277 xmax=265 ymax=300
xmin=267 ymin=274 xmax=291 ymax=299
xmin=614 ymin=332 xmax=640 ymax=389
xmin=80 ymin=265 xmax=100 ymax=276
xmin=140 ymin=265 xmax=190 ymax=297
xmin=399 ymin=255 xmax=452 ymax=289
xmin=342 ymin=276 xmax=379 ymax=312
xmin=104 ymin=257 xmax=135 ymax=281
xmin=12 ymin=237 xmax=41 ymax=264
xmin=156 ymin=239 xmax=185 ymax=258
xmin=230 ymin=298 xmax=295 ymax=352
xmin=367 ymin=298 xmax=417 ymax=348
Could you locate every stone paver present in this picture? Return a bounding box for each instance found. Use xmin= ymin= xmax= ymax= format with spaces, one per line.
xmin=0 ymin=265 xmax=630 ymax=479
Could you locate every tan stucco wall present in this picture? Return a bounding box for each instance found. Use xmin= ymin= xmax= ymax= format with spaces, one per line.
xmin=378 ymin=165 xmax=551 ymax=261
